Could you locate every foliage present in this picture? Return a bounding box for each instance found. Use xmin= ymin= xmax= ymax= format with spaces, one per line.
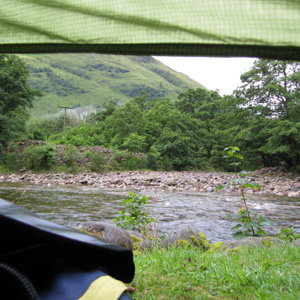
xmin=22 ymin=144 xmax=56 ymax=170
xmin=120 ymin=156 xmax=148 ymax=171
xmin=50 ymin=123 xmax=104 ymax=146
xmin=1 ymin=143 xmax=23 ymax=171
xmin=21 ymin=57 xmax=300 ymax=172
xmin=85 ymin=151 xmax=106 ymax=172
xmin=220 ymin=176 xmax=272 ymax=239
xmin=259 ymin=120 xmax=300 ymax=171
xmin=113 ymin=192 xmax=154 ymax=234
xmin=121 ymin=133 xmax=147 ymax=153
xmin=219 ymin=147 xmax=272 ymax=239
xmin=234 ymin=59 xmax=300 ymax=119
xmin=152 ymin=128 xmax=195 ymax=170
xmin=223 ymin=146 xmax=244 ymax=172
xmin=62 ymin=146 xmax=81 ymax=173
xmin=27 ymin=116 xmax=66 ymax=140
xmin=230 ymin=208 xmax=271 ymax=239
xmin=108 ymin=151 xmax=148 ymax=171
xmin=0 ymin=54 xmax=41 ymax=146
xmin=277 ymin=227 xmax=300 ymax=243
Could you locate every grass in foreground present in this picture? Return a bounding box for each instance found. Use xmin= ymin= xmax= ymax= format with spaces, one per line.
xmin=132 ymin=244 xmax=300 ymax=299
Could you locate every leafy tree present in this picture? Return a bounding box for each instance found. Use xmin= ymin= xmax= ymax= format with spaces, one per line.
xmin=27 ymin=116 xmax=66 ymax=140
xmin=260 ymin=120 xmax=300 ymax=170
xmin=233 ymin=118 xmax=273 ymax=170
xmin=121 ymin=132 xmax=147 ymax=152
xmin=103 ymin=101 xmax=144 ymax=147
xmin=22 ymin=144 xmax=56 ymax=170
xmin=232 ymin=59 xmax=300 ymax=170
xmin=176 ymin=88 xmax=221 ymax=121
xmin=87 ymin=100 xmax=118 ymax=123
xmin=152 ymin=128 xmax=196 ymax=170
xmin=49 ymin=123 xmax=104 ymax=146
xmin=0 ymin=54 xmax=41 ymax=146
xmin=234 ymin=59 xmax=300 ymax=119
xmin=176 ymin=88 xmax=228 ymax=165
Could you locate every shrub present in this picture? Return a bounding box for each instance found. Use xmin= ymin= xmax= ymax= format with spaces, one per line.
xmin=121 ymin=156 xmax=148 ymax=170
xmin=218 ymin=147 xmax=272 ymax=239
xmin=121 ymin=133 xmax=147 ymax=152
xmin=113 ymin=192 xmax=154 ymax=234
xmin=63 ymin=146 xmax=81 ymax=173
xmin=85 ymin=151 xmax=106 ymax=172
xmin=22 ymin=144 xmax=56 ymax=170
xmin=49 ymin=123 xmax=104 ymax=146
xmin=1 ymin=152 xmax=21 ymax=171
xmin=0 ymin=142 xmax=22 ymax=171
xmin=277 ymin=227 xmax=300 ymax=242
xmin=108 ymin=151 xmax=148 ymax=170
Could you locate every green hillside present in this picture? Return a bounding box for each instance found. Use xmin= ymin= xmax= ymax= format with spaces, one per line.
xmin=18 ymin=54 xmax=204 ymax=119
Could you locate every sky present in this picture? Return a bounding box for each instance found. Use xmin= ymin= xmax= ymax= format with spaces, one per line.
xmin=154 ymin=56 xmax=256 ymax=95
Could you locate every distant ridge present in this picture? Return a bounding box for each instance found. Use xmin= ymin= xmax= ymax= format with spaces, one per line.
xmin=18 ymin=54 xmax=204 ymax=119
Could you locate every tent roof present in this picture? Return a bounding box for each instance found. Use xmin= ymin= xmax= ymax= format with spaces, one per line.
xmin=1 ymin=0 xmax=300 ymax=59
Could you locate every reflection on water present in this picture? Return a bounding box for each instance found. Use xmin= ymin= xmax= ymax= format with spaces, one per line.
xmin=0 ymin=182 xmax=299 ymax=243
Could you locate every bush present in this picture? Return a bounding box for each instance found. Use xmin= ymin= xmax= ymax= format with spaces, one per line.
xmin=22 ymin=144 xmax=56 ymax=170
xmin=85 ymin=151 xmax=106 ymax=172
xmin=1 ymin=152 xmax=22 ymax=171
xmin=49 ymin=123 xmax=104 ymax=146
xmin=113 ymin=192 xmax=154 ymax=234
xmin=121 ymin=133 xmax=147 ymax=152
xmin=121 ymin=156 xmax=148 ymax=170
xmin=26 ymin=116 xmax=66 ymax=140
xmin=108 ymin=151 xmax=148 ymax=170
xmin=0 ymin=142 xmax=22 ymax=171
xmin=63 ymin=146 xmax=81 ymax=173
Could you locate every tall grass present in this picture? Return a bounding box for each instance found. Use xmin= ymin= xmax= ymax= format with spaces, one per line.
xmin=132 ymin=244 xmax=300 ymax=299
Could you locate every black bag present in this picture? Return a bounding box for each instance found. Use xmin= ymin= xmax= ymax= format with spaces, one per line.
xmin=0 ymin=198 xmax=135 ymax=299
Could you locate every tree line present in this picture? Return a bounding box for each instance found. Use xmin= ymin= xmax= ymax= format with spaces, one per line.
xmin=1 ymin=54 xmax=299 ymax=172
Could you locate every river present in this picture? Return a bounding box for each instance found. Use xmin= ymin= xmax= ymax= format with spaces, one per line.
xmin=0 ymin=182 xmax=299 ymax=243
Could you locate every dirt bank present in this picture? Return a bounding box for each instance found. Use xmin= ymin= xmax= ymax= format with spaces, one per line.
xmin=0 ymin=168 xmax=299 ymax=197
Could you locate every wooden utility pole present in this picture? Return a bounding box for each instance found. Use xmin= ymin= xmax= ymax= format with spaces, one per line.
xmin=58 ymin=106 xmax=75 ymax=130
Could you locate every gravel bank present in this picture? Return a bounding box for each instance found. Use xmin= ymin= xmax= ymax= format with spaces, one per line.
xmin=0 ymin=168 xmax=299 ymax=197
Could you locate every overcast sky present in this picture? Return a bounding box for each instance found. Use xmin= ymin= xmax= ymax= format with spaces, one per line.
xmin=154 ymin=56 xmax=256 ymax=95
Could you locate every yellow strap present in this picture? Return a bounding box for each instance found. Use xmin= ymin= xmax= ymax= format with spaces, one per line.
xmin=78 ymin=275 xmax=128 ymax=300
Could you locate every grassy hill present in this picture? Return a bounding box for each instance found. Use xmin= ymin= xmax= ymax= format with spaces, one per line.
xmin=19 ymin=54 xmax=204 ymax=119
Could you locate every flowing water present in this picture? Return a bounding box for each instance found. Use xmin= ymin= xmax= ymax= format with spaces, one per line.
xmin=0 ymin=182 xmax=299 ymax=243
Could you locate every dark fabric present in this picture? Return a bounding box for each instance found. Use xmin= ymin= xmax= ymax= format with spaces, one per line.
xmin=118 ymin=293 xmax=132 ymax=300
xmin=0 ymin=198 xmax=135 ymax=283
xmin=1 ymin=43 xmax=299 ymax=60
xmin=38 ymin=263 xmax=106 ymax=300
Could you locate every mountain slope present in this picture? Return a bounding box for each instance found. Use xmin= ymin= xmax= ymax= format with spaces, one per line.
xmin=18 ymin=54 xmax=204 ymax=118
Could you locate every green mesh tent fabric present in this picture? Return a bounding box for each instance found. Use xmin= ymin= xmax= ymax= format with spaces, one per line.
xmin=0 ymin=0 xmax=300 ymax=59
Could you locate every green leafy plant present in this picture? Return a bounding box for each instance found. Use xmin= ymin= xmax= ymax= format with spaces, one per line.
xmin=108 ymin=151 xmax=147 ymax=170
xmin=85 ymin=151 xmax=106 ymax=172
xmin=277 ymin=227 xmax=300 ymax=242
xmin=219 ymin=147 xmax=272 ymax=239
xmin=121 ymin=132 xmax=147 ymax=152
xmin=1 ymin=142 xmax=22 ymax=171
xmin=113 ymin=192 xmax=154 ymax=234
xmin=22 ymin=144 xmax=56 ymax=170
xmin=63 ymin=146 xmax=81 ymax=173
xmin=230 ymin=207 xmax=271 ymax=239
xmin=223 ymin=146 xmax=244 ymax=172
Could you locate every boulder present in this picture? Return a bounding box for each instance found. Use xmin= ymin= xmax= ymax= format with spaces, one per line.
xmin=221 ymin=236 xmax=286 ymax=249
xmin=162 ymin=227 xmax=210 ymax=251
xmin=81 ymin=221 xmax=133 ymax=249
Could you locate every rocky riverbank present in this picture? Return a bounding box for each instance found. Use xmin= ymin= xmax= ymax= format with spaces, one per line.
xmin=0 ymin=168 xmax=299 ymax=197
